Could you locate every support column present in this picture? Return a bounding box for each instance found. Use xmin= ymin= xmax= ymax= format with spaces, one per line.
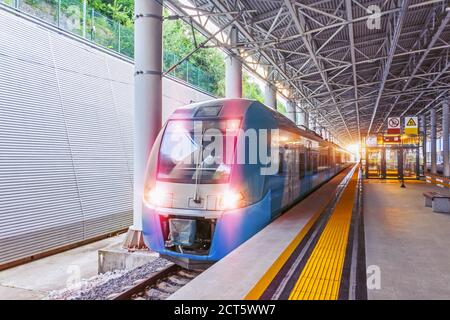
xmin=443 ymin=99 xmax=450 ymax=176
xmin=431 ymin=108 xmax=437 ymax=175
xmin=124 ymin=0 xmax=163 ymax=249
xmin=285 ymin=100 xmax=296 ymax=123
xmin=318 ymin=126 xmax=323 ymax=138
xmin=264 ymin=83 xmax=277 ymax=109
xmin=304 ymin=112 xmax=309 ymax=130
xmin=420 ymin=113 xmax=427 ymax=174
xmin=298 ymin=110 xmax=309 ymax=128
xmin=311 ymin=117 xmax=317 ymax=132
xmin=225 ymin=26 xmax=242 ymax=98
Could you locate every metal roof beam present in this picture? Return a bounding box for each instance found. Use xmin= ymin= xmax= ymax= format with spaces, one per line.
xmin=284 ymin=0 xmax=353 ymax=141
xmin=346 ymin=0 xmax=361 ymax=141
xmin=367 ymin=0 xmax=410 ymax=134
xmin=205 ymin=0 xmax=345 ymax=144
xmin=376 ymin=5 xmax=450 ymax=131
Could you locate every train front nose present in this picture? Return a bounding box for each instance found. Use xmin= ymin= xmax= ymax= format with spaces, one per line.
xmin=142 ymin=181 xmax=251 ymax=262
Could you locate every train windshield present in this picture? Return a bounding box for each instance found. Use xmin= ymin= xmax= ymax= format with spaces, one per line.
xmin=157 ymin=119 xmax=239 ymax=184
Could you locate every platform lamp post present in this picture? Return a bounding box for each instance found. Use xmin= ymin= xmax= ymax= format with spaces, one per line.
xmin=123 ymin=0 xmax=163 ymax=249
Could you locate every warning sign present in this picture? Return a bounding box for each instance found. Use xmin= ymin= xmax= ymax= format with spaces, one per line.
xmin=404 ymin=116 xmax=418 ymax=135
xmin=387 ymin=117 xmax=401 ymax=134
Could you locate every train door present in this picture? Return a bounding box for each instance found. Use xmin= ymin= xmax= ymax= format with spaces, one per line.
xmin=287 ymin=148 xmax=299 ymax=203
xmin=281 ymin=147 xmax=297 ymax=206
xmin=299 ymin=148 xmax=307 ymax=197
xmin=292 ymin=148 xmax=301 ymax=199
xmin=305 ymin=148 xmax=313 ymax=190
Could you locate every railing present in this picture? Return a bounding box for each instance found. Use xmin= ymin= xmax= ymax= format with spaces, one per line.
xmin=0 ymin=0 xmax=216 ymax=95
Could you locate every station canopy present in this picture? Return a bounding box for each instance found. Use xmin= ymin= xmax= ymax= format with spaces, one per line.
xmin=165 ymin=0 xmax=450 ymax=145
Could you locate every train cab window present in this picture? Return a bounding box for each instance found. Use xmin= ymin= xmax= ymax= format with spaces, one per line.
xmin=158 ymin=119 xmax=237 ymax=184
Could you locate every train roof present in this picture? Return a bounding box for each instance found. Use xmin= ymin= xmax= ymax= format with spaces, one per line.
xmin=169 ymin=98 xmax=347 ymax=151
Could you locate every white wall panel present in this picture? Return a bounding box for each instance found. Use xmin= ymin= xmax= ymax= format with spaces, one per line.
xmin=0 ymin=8 xmax=213 ymax=266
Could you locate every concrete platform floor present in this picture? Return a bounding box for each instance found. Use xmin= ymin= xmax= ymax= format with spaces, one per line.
xmin=364 ymin=179 xmax=450 ymax=299
xmin=0 ymin=233 xmax=125 ymax=300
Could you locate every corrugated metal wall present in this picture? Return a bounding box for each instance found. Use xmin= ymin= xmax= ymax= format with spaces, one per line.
xmin=0 ymin=8 xmax=212 ymax=266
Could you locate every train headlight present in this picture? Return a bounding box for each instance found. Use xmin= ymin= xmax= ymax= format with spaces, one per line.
xmin=143 ymin=188 xmax=172 ymax=207
xmin=218 ymin=190 xmax=245 ymax=210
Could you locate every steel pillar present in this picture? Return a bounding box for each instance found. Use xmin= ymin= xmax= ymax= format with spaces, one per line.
xmin=304 ymin=112 xmax=309 ymax=130
xmin=420 ymin=114 xmax=427 ymax=174
xmin=225 ymin=26 xmax=242 ymax=98
xmin=311 ymin=118 xmax=317 ymax=132
xmin=443 ymin=99 xmax=450 ymax=176
xmin=285 ymin=100 xmax=296 ymax=123
xmin=431 ymin=108 xmax=437 ymax=175
xmin=264 ymin=83 xmax=277 ymax=109
xmin=298 ymin=111 xmax=309 ymax=129
xmin=124 ymin=0 xmax=163 ymax=249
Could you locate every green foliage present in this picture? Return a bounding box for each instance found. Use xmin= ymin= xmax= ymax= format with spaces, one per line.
xmin=277 ymin=101 xmax=286 ymax=114
xmin=89 ymin=0 xmax=134 ymax=26
xmin=84 ymin=2 xmax=263 ymax=98
xmin=162 ymin=11 xmax=225 ymax=96
xmin=243 ymin=74 xmax=263 ymax=102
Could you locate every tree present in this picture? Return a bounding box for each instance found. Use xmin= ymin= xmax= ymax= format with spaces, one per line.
xmin=87 ymin=2 xmax=266 ymax=98
xmin=243 ymin=74 xmax=263 ymax=102
xmin=163 ymin=12 xmax=225 ymax=96
xmin=89 ymin=0 xmax=134 ymax=26
xmin=277 ymin=101 xmax=286 ymax=115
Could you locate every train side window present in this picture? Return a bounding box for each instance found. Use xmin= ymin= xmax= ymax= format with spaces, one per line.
xmin=313 ymin=154 xmax=318 ymax=174
xmin=306 ymin=152 xmax=311 ymax=172
xmin=299 ymin=152 xmax=305 ymax=178
xmin=278 ymin=151 xmax=284 ymax=175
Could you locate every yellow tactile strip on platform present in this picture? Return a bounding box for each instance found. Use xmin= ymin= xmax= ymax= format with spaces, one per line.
xmin=289 ymin=169 xmax=358 ymax=300
xmin=244 ymin=167 xmax=355 ymax=300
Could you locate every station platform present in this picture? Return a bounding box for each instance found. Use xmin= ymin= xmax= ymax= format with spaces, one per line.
xmin=169 ymin=165 xmax=362 ymax=300
xmin=170 ymin=168 xmax=450 ymax=300
xmin=364 ymin=179 xmax=450 ymax=299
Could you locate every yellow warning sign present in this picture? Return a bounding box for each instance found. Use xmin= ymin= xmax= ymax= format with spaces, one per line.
xmin=406 ymin=118 xmax=416 ymax=127
xmin=404 ymin=116 xmax=418 ymax=135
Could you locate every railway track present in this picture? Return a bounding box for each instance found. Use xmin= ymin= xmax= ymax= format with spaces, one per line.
xmin=110 ymin=264 xmax=202 ymax=300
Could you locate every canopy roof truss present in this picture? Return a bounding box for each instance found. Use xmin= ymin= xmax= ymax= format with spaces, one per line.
xmin=166 ymin=0 xmax=450 ymax=144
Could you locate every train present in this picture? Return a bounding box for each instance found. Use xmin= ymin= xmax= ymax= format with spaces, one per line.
xmin=142 ymin=99 xmax=352 ymax=268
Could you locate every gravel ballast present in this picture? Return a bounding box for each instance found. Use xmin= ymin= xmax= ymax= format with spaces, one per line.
xmin=47 ymin=257 xmax=171 ymax=300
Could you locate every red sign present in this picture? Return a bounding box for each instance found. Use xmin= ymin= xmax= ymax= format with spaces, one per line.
xmin=383 ymin=135 xmax=401 ymax=144
xmin=387 ymin=117 xmax=401 ymax=134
